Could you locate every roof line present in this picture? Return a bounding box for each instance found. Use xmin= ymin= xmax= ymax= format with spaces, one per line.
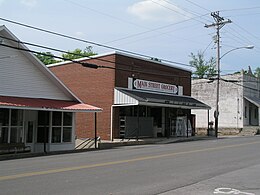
xmin=47 ymin=51 xmax=191 ymax=73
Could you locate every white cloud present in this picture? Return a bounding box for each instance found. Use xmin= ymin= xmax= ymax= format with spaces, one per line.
xmin=128 ymin=0 xmax=189 ymax=22
xmin=20 ymin=0 xmax=37 ymax=8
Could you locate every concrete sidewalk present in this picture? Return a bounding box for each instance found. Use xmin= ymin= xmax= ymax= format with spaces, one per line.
xmin=98 ymin=136 xmax=216 ymax=149
xmin=0 ymin=136 xmax=216 ymax=161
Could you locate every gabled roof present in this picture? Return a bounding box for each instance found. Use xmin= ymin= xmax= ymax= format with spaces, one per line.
xmin=0 ymin=25 xmax=83 ymax=103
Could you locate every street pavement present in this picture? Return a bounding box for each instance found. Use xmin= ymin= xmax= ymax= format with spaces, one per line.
xmin=0 ymin=136 xmax=260 ymax=195
xmin=161 ymin=164 xmax=260 ymax=195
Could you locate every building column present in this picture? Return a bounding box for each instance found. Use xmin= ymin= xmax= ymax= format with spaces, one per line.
xmin=258 ymin=107 xmax=260 ymax=126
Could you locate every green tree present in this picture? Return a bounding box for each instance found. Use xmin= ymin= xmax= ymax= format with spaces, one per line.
xmin=189 ymin=51 xmax=217 ymax=79
xmin=62 ymin=46 xmax=97 ymax=60
xmin=254 ymin=67 xmax=260 ymax=78
xmin=35 ymin=52 xmax=60 ymax=65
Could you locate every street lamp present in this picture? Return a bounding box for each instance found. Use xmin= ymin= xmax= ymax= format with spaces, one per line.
xmin=214 ymin=45 xmax=254 ymax=138
xmin=220 ymin=45 xmax=254 ymax=59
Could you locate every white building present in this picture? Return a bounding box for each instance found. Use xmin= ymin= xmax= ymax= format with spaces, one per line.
xmin=0 ymin=25 xmax=101 ymax=153
xmin=192 ymin=70 xmax=260 ymax=135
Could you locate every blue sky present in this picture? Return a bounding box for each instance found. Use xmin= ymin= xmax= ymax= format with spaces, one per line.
xmin=0 ymin=0 xmax=260 ymax=74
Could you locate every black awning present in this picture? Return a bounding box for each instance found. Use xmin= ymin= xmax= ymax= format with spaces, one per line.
xmin=114 ymin=88 xmax=210 ymax=109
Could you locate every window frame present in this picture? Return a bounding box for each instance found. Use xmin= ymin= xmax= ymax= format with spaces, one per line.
xmin=51 ymin=112 xmax=73 ymax=144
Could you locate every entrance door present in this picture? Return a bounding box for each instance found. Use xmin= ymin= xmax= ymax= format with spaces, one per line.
xmin=150 ymin=107 xmax=163 ymax=137
xmin=24 ymin=110 xmax=37 ymax=152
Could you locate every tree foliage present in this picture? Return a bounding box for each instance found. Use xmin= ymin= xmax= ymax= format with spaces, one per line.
xmin=254 ymin=67 xmax=260 ymax=78
xmin=35 ymin=52 xmax=60 ymax=65
xmin=189 ymin=51 xmax=217 ymax=79
xmin=62 ymin=46 xmax=97 ymax=60
xmin=35 ymin=46 xmax=97 ymax=65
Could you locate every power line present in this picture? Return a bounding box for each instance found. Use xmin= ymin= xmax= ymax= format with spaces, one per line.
xmin=159 ymin=0 xmax=212 ymax=23
xmin=220 ymin=6 xmax=260 ymax=12
xmin=0 ymin=41 xmax=194 ymax=79
xmin=183 ymin=0 xmax=212 ymax=13
xmin=0 ymin=17 xmax=192 ymax=67
xmin=104 ymin=13 xmax=209 ymax=45
xmin=0 ymin=34 xmax=195 ymax=72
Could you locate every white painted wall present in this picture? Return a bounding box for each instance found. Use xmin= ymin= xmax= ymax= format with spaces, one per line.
xmin=0 ymin=38 xmax=71 ymax=100
xmin=192 ymin=73 xmax=244 ymax=129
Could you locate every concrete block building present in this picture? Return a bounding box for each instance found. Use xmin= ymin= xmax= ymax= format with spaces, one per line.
xmin=192 ymin=70 xmax=260 ymax=135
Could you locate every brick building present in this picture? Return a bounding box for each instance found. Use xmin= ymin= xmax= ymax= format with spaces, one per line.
xmin=49 ymin=52 xmax=209 ymax=140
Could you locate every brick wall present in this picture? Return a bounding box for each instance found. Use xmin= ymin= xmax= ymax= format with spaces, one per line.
xmin=50 ymin=53 xmax=192 ymax=140
xmin=114 ymin=55 xmax=191 ymax=95
xmin=50 ymin=54 xmax=116 ymax=140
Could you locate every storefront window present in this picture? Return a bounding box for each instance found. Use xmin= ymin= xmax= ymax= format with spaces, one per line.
xmin=63 ymin=112 xmax=72 ymax=126
xmin=0 ymin=108 xmax=9 ymax=126
xmin=0 ymin=127 xmax=8 ymax=143
xmin=52 ymin=127 xmax=61 ymax=143
xmin=51 ymin=112 xmax=72 ymax=143
xmin=10 ymin=127 xmax=23 ymax=143
xmin=0 ymin=109 xmax=9 ymax=143
xmin=26 ymin=121 xmax=34 ymax=143
xmin=0 ymin=109 xmax=24 ymax=143
xmin=11 ymin=109 xmax=23 ymax=126
xmin=63 ymin=127 xmax=72 ymax=142
xmin=37 ymin=111 xmax=49 ymax=143
xmin=52 ymin=112 xmax=62 ymax=126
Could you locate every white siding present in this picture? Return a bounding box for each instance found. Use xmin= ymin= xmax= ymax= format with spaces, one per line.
xmin=0 ymin=39 xmax=71 ymax=100
xmin=114 ymin=89 xmax=138 ymax=105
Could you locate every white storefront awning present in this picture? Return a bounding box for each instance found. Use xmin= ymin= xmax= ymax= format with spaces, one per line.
xmin=114 ymin=88 xmax=210 ymax=110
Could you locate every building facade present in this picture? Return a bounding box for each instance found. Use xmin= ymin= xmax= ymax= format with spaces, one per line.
xmin=49 ymin=52 xmax=209 ymax=140
xmin=192 ymin=70 xmax=260 ymax=134
xmin=0 ymin=26 xmax=101 ymax=153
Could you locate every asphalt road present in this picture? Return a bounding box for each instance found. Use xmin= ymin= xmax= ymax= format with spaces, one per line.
xmin=1 ymin=136 xmax=260 ymax=195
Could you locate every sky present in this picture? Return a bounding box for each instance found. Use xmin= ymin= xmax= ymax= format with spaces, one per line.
xmin=0 ymin=0 xmax=260 ymax=74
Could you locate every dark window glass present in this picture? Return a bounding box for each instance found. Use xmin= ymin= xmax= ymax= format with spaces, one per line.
xmin=63 ymin=127 xmax=72 ymax=142
xmin=52 ymin=127 xmax=61 ymax=143
xmin=0 ymin=127 xmax=8 ymax=143
xmin=52 ymin=112 xmax=62 ymax=126
xmin=10 ymin=127 xmax=23 ymax=143
xmin=38 ymin=111 xmax=49 ymax=126
xmin=0 ymin=108 xmax=9 ymax=126
xmin=27 ymin=121 xmax=33 ymax=143
xmin=63 ymin=112 xmax=72 ymax=126
xmin=37 ymin=127 xmax=49 ymax=143
xmin=11 ymin=109 xmax=23 ymax=126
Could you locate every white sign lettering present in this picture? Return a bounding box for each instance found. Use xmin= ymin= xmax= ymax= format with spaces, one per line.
xmin=133 ymin=79 xmax=178 ymax=94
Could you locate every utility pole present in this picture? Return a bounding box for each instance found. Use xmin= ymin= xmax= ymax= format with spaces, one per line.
xmin=205 ymin=11 xmax=232 ymax=138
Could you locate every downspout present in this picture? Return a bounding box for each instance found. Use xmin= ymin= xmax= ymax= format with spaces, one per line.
xmin=94 ymin=112 xmax=97 ymax=149
xmin=110 ymin=105 xmax=114 ymax=141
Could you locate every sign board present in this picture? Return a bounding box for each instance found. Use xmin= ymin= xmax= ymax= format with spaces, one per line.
xmin=130 ymin=78 xmax=179 ymax=94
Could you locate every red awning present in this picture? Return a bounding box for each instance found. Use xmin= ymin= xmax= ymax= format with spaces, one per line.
xmin=0 ymin=96 xmax=102 ymax=112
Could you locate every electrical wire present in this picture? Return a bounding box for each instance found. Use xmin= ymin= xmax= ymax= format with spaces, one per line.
xmin=0 ymin=17 xmax=193 ymax=67
xmin=0 ymin=41 xmax=196 ymax=79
